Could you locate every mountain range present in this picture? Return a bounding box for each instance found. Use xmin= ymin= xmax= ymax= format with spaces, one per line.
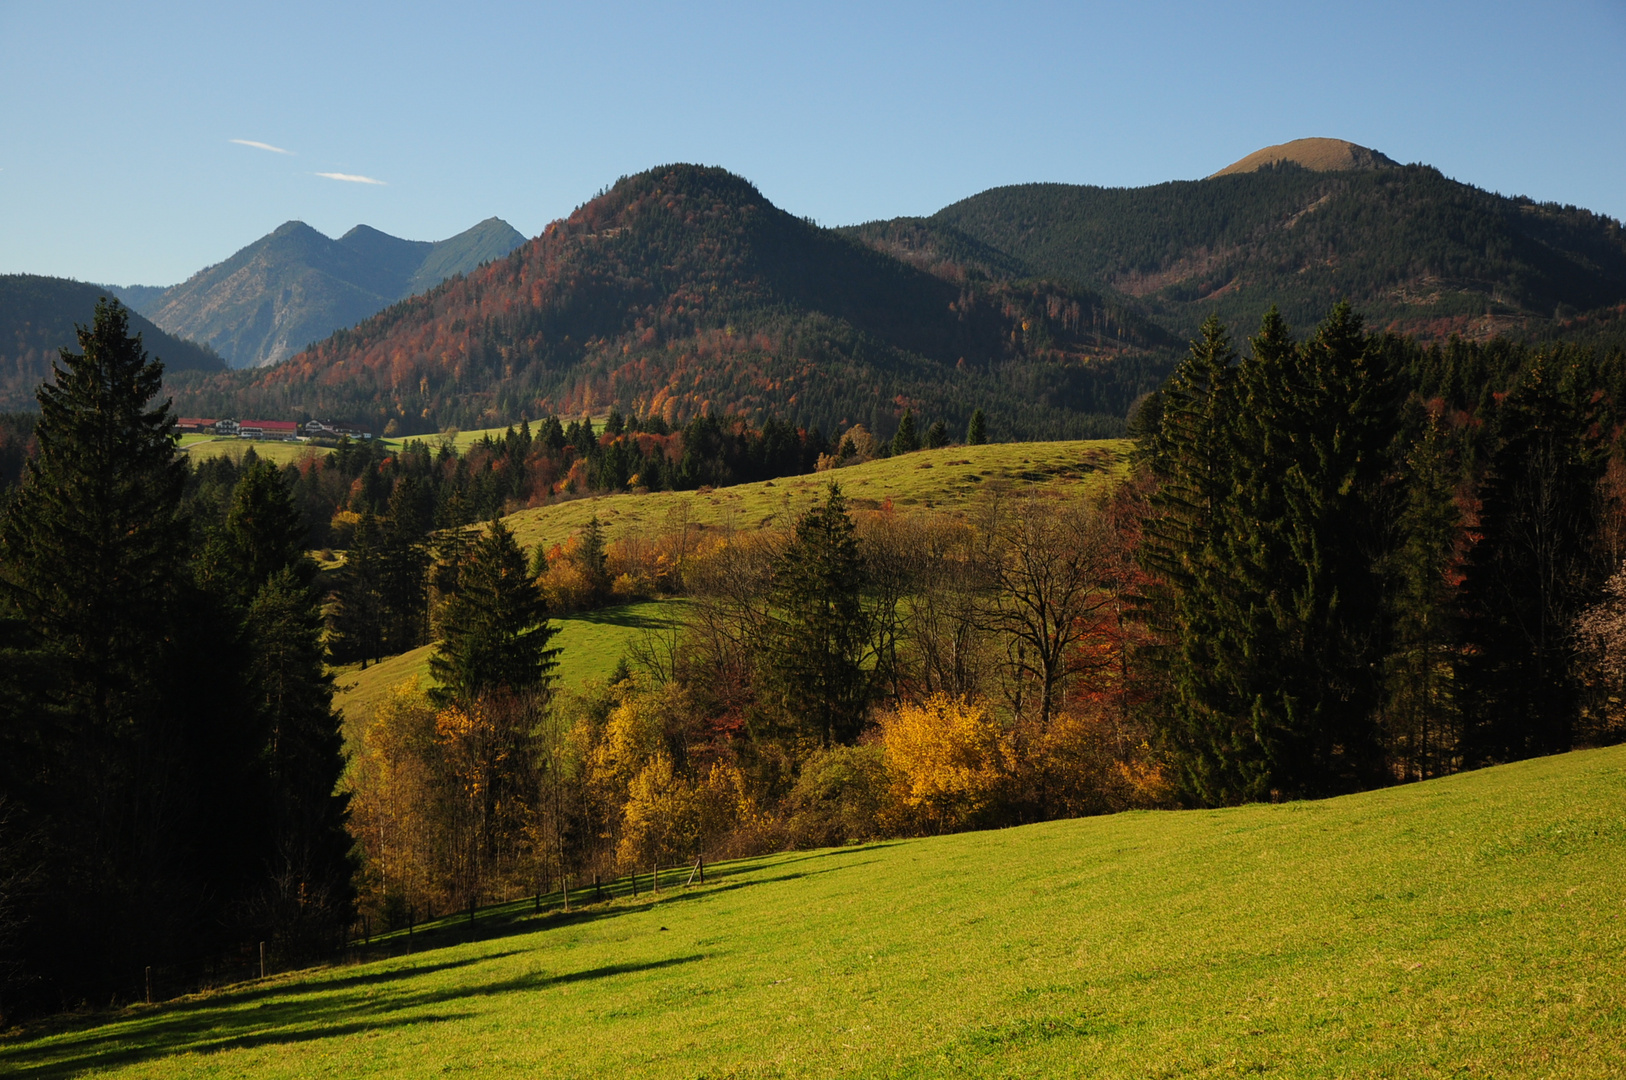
xmin=112 ymin=217 xmax=525 ymax=369
xmin=164 ymin=139 xmax=1626 ymax=440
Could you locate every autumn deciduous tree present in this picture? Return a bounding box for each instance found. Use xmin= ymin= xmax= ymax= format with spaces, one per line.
xmin=880 ymin=694 xmax=1012 ymax=833
xmin=982 ymin=493 xmax=1113 ymax=730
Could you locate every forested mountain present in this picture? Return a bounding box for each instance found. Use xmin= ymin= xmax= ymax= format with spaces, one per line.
xmin=848 ymin=143 xmax=1626 ymax=341
xmin=158 ymin=145 xmax=1626 ymax=438
xmin=0 ymin=275 xmax=225 ymax=410
xmin=119 ymin=216 xmax=525 ymax=369
xmin=167 ymin=165 xmax=1174 ymax=439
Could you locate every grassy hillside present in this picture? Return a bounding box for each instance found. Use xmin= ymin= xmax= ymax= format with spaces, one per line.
xmin=501 ymin=439 xmax=1130 ymax=554
xmin=7 ymin=745 xmax=1624 ymax=1077
xmin=332 ymin=600 xmax=683 ymax=730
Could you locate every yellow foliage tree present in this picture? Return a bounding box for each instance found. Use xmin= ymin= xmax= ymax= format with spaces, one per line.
xmin=879 ymin=694 xmax=1013 ymax=833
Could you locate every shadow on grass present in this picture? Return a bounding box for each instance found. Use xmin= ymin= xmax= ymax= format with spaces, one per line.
xmin=1 ymin=843 xmax=890 ymax=1076
xmin=559 ymin=603 xmax=680 ymax=629
xmin=356 ymin=843 xmax=895 ymax=957
xmin=0 ymin=955 xmax=706 ymax=1079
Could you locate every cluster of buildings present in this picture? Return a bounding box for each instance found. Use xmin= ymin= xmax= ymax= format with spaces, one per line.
xmin=176 ymin=418 xmax=374 ymax=441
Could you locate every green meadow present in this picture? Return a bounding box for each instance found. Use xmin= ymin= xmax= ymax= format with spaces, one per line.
xmin=502 ymin=439 xmax=1130 ymax=553
xmin=331 ymin=600 xmax=682 ymax=730
xmin=6 ymin=744 xmax=1623 ymax=1077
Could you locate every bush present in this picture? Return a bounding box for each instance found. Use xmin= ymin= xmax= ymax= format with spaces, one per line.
xmin=784 ymin=744 xmax=894 ymax=847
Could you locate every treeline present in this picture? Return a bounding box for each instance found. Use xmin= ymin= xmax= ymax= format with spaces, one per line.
xmin=1138 ymin=303 xmax=1626 ymax=801
xmin=0 ymin=303 xmax=350 ymax=1016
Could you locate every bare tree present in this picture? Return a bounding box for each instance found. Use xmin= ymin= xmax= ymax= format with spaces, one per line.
xmin=980 ymin=492 xmax=1115 ymax=729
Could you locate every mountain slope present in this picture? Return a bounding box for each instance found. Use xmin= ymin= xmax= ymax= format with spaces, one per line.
xmin=0 ymin=275 xmax=225 ymax=410
xmin=852 ymin=147 xmax=1626 ymax=341
xmin=168 ymin=165 xmax=1175 ymax=439
xmin=139 ymin=217 xmax=525 ymax=369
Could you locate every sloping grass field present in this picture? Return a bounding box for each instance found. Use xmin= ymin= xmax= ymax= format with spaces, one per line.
xmin=331 ymin=600 xmax=682 ymax=729
xmin=503 ymin=439 xmax=1130 ymax=554
xmin=7 ymin=745 xmax=1624 ymax=1077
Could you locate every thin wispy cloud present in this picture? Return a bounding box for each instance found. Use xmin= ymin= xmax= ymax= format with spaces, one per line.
xmin=230 ymin=138 xmax=294 ymax=155
xmin=315 ymin=172 xmax=387 ymax=185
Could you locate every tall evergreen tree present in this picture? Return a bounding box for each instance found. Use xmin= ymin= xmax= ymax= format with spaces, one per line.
xmin=892 ymin=410 xmax=920 ymax=455
xmin=0 ymin=300 xmax=252 ymax=999
xmin=764 ymin=484 xmax=872 ymax=746
xmin=1458 ymin=354 xmax=1607 ymax=763
xmin=1220 ymin=303 xmax=1396 ymax=798
xmin=209 ymin=459 xmax=354 ymax=951
xmin=1137 ymin=314 xmax=1247 ymax=802
xmin=966 ymin=409 xmax=987 ymax=446
xmin=430 ymin=518 xmax=559 ymax=705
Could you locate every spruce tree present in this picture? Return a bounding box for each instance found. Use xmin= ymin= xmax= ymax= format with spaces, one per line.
xmin=0 ymin=300 xmax=235 ymax=996
xmin=247 ymin=568 xmax=355 ymax=950
xmin=892 ymin=410 xmax=920 ymax=455
xmin=1137 ymin=314 xmax=1248 ymax=802
xmin=764 ymin=484 xmax=871 ymax=746
xmin=430 ymin=518 xmax=558 ymax=705
xmin=966 ymin=409 xmax=987 ymax=446
xmin=1219 ymin=303 xmax=1395 ymax=798
xmin=1458 ymin=354 xmax=1606 ymax=763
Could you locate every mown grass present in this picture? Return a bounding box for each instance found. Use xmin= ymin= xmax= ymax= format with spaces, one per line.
xmin=503 ymin=439 xmax=1130 ymax=554
xmin=7 ymin=745 xmax=1624 ymax=1077
xmin=330 ymin=600 xmax=682 ymax=731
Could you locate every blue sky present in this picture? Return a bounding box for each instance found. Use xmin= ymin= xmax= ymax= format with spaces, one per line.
xmin=2 ymin=0 xmax=1622 ymax=286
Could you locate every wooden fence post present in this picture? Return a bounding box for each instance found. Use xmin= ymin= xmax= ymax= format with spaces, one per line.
xmin=259 ymin=941 xmax=266 ymax=981
xmin=145 ymin=966 xmax=152 ymax=1005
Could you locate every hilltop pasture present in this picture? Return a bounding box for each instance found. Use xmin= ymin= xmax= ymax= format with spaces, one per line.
xmin=5 ymin=744 xmax=1623 ymax=1077
xmin=501 ymin=439 xmax=1130 ymax=554
xmin=331 ymin=600 xmax=683 ymax=730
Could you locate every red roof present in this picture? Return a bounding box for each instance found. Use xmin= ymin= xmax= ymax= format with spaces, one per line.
xmin=241 ymin=419 xmax=298 ymax=432
xmin=177 ymin=417 xmax=217 ymax=426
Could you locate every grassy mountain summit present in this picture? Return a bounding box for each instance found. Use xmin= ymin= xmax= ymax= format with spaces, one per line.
xmin=168 ymin=164 xmax=1173 ymax=438
xmin=0 ymin=275 xmax=224 ymax=410
xmin=1208 ymin=135 xmax=1400 ymax=177
xmin=130 ymin=217 xmax=525 ymax=369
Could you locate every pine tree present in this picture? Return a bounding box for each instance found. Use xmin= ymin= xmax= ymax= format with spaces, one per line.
xmin=430 ymin=518 xmax=559 ymax=705
xmin=925 ymin=420 xmax=949 ymax=449
xmin=1458 ymin=354 xmax=1607 ymax=763
xmin=576 ymin=514 xmax=611 ymax=601
xmin=892 ymin=410 xmax=920 ymax=455
xmin=0 ymin=300 xmax=241 ymax=996
xmin=966 ymin=409 xmax=987 ymax=446
xmin=764 ymin=484 xmax=872 ymax=746
xmin=338 ymin=511 xmax=386 ymax=665
xmin=1219 ymin=303 xmax=1395 ymax=798
xmin=247 ymin=568 xmax=355 ymax=950
xmin=1137 ymin=314 xmax=1247 ymax=802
